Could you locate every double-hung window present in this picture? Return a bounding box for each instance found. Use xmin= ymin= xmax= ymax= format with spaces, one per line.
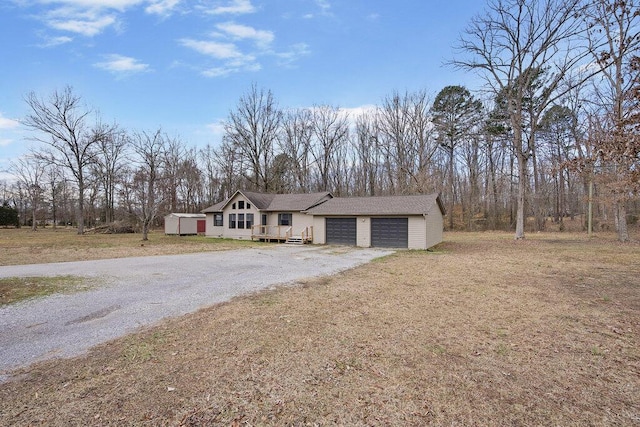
xmin=238 ymin=213 xmax=245 ymax=229
xmin=278 ymin=213 xmax=292 ymax=226
xmin=229 ymin=213 xmax=236 ymax=229
xmin=246 ymin=213 xmax=254 ymax=228
xmin=214 ymin=213 xmax=223 ymax=227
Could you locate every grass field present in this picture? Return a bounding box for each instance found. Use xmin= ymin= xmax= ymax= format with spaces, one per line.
xmin=0 ymin=229 xmax=639 ymax=425
xmin=0 ymin=227 xmax=263 ymax=266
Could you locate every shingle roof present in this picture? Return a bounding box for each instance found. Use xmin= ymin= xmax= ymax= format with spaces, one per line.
xmin=241 ymin=191 xmax=277 ymax=210
xmin=202 ymin=191 xmax=332 ymax=213
xmin=165 ymin=213 xmax=206 ymax=218
xmin=262 ymin=192 xmax=332 ymax=211
xmin=201 ymin=200 xmax=226 ymax=213
xmin=303 ymin=193 xmax=445 ymax=216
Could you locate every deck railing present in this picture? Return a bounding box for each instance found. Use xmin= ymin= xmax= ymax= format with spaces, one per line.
xmin=251 ymin=225 xmax=314 ymax=242
xmin=300 ymin=226 xmax=313 ymax=242
xmin=251 ymin=225 xmax=292 ymax=241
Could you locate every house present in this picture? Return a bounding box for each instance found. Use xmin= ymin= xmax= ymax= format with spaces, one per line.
xmin=164 ymin=213 xmax=206 ymax=235
xmin=202 ymin=190 xmax=332 ymax=242
xmin=303 ymin=194 xmax=445 ymax=249
xmin=201 ymin=191 xmax=444 ymax=249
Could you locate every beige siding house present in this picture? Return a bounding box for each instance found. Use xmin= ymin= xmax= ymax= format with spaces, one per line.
xmin=202 ymin=192 xmax=444 ymax=249
xmin=202 ymin=191 xmax=332 ymax=242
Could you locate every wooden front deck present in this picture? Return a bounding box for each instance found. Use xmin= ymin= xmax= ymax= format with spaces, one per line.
xmin=251 ymin=225 xmax=313 ymax=244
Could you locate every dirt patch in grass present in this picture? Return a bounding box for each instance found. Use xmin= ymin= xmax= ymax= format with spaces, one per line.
xmin=0 ymin=276 xmax=90 ymax=306
xmin=0 ymin=228 xmax=264 ymax=266
xmin=0 ymin=232 xmax=639 ymax=425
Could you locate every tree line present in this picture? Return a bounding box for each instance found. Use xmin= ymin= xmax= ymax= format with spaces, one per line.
xmin=2 ymin=0 xmax=638 ymax=241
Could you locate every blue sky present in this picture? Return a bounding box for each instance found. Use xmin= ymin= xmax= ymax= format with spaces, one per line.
xmin=0 ymin=0 xmax=484 ymax=177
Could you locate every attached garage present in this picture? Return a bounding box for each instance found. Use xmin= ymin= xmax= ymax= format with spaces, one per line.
xmin=305 ymin=193 xmax=445 ymax=250
xmin=325 ymin=217 xmax=357 ymax=245
xmin=371 ymin=217 xmax=408 ymax=248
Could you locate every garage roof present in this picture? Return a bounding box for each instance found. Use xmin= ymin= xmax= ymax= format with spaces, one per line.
xmin=304 ymin=193 xmax=445 ymax=216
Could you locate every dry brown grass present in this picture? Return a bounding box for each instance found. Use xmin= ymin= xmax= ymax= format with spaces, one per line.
xmin=0 ymin=276 xmax=88 ymax=305
xmin=1 ymin=231 xmax=639 ymax=426
xmin=0 ymin=227 xmax=263 ymax=266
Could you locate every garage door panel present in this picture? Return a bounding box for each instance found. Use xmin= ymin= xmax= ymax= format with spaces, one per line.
xmin=326 ymin=218 xmax=356 ymax=245
xmin=371 ymin=218 xmax=408 ymax=248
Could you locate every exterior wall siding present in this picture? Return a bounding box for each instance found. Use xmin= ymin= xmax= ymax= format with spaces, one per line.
xmin=425 ymin=210 xmax=444 ymax=249
xmin=184 ymin=219 xmax=200 ymax=235
xmin=205 ymin=214 xmax=223 ymax=237
xmin=312 ymin=216 xmax=326 ymax=244
xmin=164 ymin=216 xmax=179 ymax=235
xmin=205 ymin=193 xmax=260 ymax=239
xmin=357 ymin=217 xmax=371 ymax=247
xmin=408 ymin=216 xmax=427 ymax=250
xmin=291 ymin=212 xmax=313 ymax=232
xmin=165 ymin=215 xmax=203 ymax=235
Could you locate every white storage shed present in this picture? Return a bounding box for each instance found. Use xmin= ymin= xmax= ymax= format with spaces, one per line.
xmin=164 ymin=213 xmax=206 ymax=235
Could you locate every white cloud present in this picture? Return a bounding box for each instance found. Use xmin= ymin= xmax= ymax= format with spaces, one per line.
xmin=0 ymin=139 xmax=13 ymax=148
xmin=179 ymin=35 xmax=264 ymax=78
xmin=339 ymin=104 xmax=377 ymax=119
xmin=216 ymin=22 xmax=274 ymax=47
xmin=315 ymin=0 xmax=331 ymax=14
xmin=94 ymin=54 xmax=150 ymax=74
xmin=275 ymin=43 xmax=310 ymax=67
xmin=201 ymin=62 xmax=261 ymax=77
xmin=0 ymin=113 xmax=20 ymax=130
xmin=48 ymin=14 xmax=117 ymax=36
xmin=145 ymin=0 xmax=181 ymax=16
xmin=38 ymin=35 xmax=74 ymax=47
xmin=32 ymin=0 xmax=181 ymax=38
xmin=207 ymin=0 xmax=255 ymax=15
xmin=180 ymin=38 xmax=243 ymax=59
xmin=206 ymin=121 xmax=225 ymax=136
xmin=38 ymin=1 xmax=145 ymax=10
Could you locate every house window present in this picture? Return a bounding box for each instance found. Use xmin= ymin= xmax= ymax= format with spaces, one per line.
xmin=239 ymin=200 xmax=245 ymax=209
xmin=261 ymin=214 xmax=267 ymax=225
xmin=238 ymin=214 xmax=245 ymax=229
xmin=246 ymin=213 xmax=254 ymax=228
xmin=229 ymin=213 xmax=236 ymax=229
xmin=247 ymin=203 xmax=251 ymax=209
xmin=232 ymin=202 xmax=236 ymax=209
xmin=214 ymin=213 xmax=223 ymax=227
xmin=278 ymin=213 xmax=292 ymax=226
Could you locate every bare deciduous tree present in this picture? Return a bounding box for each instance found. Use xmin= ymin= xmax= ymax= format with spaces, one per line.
xmin=452 ymin=0 xmax=595 ymax=239
xmin=309 ymin=105 xmax=350 ymax=192
xmin=585 ymin=0 xmax=640 ymax=242
xmin=223 ymin=84 xmax=282 ymax=192
xmin=130 ymin=129 xmax=167 ymax=241
xmin=10 ymin=155 xmax=47 ymax=231
xmin=279 ymin=109 xmax=314 ymax=192
xmin=93 ymin=129 xmax=128 ymax=224
xmin=23 ymin=86 xmax=115 ymax=234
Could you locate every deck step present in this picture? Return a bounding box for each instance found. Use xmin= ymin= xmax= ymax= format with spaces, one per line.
xmin=285 ymin=236 xmax=304 ymax=245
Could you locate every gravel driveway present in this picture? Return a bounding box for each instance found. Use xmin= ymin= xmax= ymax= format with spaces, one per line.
xmin=0 ymin=245 xmax=392 ymax=379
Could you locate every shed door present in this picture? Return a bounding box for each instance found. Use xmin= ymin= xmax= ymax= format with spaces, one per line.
xmin=325 ymin=218 xmax=357 ymax=245
xmin=197 ymin=220 xmax=206 ymax=233
xmin=371 ymin=218 xmax=408 ymax=248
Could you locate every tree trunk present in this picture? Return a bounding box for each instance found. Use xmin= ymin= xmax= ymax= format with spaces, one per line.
xmin=515 ymin=146 xmax=527 ymax=239
xmin=77 ymin=177 xmax=85 ymax=234
xmin=616 ymin=200 xmax=629 ymax=242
